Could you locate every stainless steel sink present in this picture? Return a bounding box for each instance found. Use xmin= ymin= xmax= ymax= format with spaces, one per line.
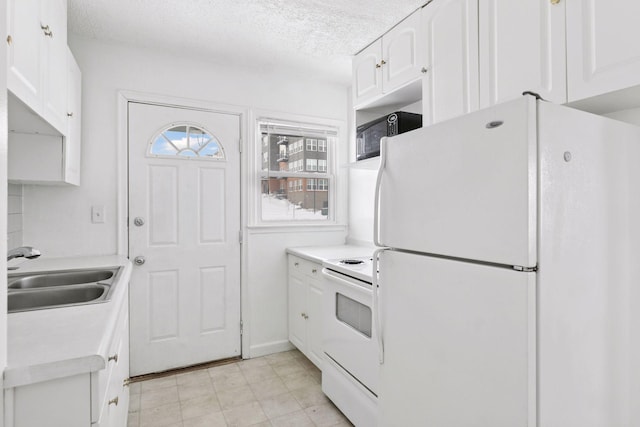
xmin=8 ymin=285 xmax=109 ymax=312
xmin=8 ymin=269 xmax=114 ymax=289
xmin=7 ymin=267 xmax=122 ymax=313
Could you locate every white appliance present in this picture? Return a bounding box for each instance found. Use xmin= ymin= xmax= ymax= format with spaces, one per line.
xmin=374 ymin=96 xmax=640 ymax=427
xmin=322 ymin=256 xmax=379 ymax=427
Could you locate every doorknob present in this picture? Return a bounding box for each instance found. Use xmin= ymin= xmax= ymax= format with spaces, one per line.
xmin=133 ymin=217 xmax=145 ymax=226
xmin=134 ymin=256 xmax=146 ymax=266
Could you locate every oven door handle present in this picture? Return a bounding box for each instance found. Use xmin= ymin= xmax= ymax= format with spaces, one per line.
xmin=373 ymin=247 xmax=388 ymax=365
xmin=321 ymin=268 xmax=371 ymax=293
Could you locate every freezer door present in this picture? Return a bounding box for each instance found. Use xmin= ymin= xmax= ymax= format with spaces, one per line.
xmin=378 ymin=96 xmax=537 ymax=268
xmin=378 ymin=250 xmax=536 ymax=427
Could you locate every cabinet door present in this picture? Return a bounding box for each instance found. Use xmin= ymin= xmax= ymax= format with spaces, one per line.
xmin=288 ymin=268 xmax=307 ymax=351
xmin=382 ymin=10 xmax=424 ymax=93
xmin=353 ymin=41 xmax=383 ymax=106
xmin=65 ymin=48 xmax=81 ymax=186
xmin=305 ymin=279 xmax=324 ymax=370
xmin=479 ymin=0 xmax=566 ymax=107
xmin=7 ymin=0 xmax=43 ymax=110
xmin=566 ymin=1 xmax=640 ymax=102
xmin=41 ymin=0 xmax=68 ymax=134
xmin=422 ymin=0 xmax=479 ymax=126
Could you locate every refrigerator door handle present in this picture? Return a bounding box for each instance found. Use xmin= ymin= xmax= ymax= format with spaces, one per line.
xmin=373 ymin=137 xmax=387 ymax=247
xmin=373 ymin=247 xmax=388 ymax=364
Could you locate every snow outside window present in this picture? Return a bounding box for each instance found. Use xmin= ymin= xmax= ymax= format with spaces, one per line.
xmin=258 ymin=118 xmax=335 ymax=222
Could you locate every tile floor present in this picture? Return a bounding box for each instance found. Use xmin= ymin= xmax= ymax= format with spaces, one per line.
xmin=127 ymin=349 xmax=353 ymax=427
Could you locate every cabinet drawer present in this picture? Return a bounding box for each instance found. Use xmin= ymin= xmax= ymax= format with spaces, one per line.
xmin=288 ymin=255 xmax=321 ymax=279
xmin=92 ymin=301 xmax=129 ymax=424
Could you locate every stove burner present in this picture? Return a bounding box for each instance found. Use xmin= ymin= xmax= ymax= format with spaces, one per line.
xmin=340 ymin=259 xmax=365 ymax=265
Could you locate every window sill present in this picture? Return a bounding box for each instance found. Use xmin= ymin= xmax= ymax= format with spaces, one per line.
xmin=247 ymin=223 xmax=347 ymax=234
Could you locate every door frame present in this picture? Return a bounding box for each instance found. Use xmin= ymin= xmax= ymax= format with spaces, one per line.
xmin=117 ymin=90 xmax=250 ymax=359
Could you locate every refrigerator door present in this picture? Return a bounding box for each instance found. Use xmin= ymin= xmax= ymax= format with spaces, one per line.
xmin=377 ymin=96 xmax=537 ymax=268
xmin=378 ymin=250 xmax=536 ymax=427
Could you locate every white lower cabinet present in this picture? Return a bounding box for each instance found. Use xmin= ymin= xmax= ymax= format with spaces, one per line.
xmin=5 ymin=298 xmax=130 ymax=427
xmin=288 ymin=255 xmax=324 ymax=369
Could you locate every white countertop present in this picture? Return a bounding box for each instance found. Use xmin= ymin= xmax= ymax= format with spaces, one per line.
xmin=286 ymin=244 xmax=375 ymax=264
xmin=5 ymin=255 xmax=132 ymax=388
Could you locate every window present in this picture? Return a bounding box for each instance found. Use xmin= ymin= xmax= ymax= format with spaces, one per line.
xmin=258 ymin=118 xmax=336 ymax=222
xmin=150 ymin=124 xmax=225 ymax=159
xmin=307 ymin=179 xmax=316 ymax=191
xmin=306 ymin=138 xmax=317 ymax=151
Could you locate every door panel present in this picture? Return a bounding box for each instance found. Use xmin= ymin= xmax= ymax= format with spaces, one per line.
xmin=422 ymin=0 xmax=479 ymax=125
xmin=379 ymin=96 xmax=537 ymax=268
xmin=379 ymin=250 xmax=536 ymax=427
xmin=128 ymin=102 xmax=241 ymax=375
xmin=479 ymin=0 xmax=566 ymax=107
xmin=567 ymin=0 xmax=640 ymax=101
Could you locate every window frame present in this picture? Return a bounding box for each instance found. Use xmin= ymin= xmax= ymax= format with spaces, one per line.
xmin=253 ymin=114 xmax=341 ymax=226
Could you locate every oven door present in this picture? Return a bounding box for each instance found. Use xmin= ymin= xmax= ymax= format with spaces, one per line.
xmin=322 ymin=268 xmax=378 ymax=395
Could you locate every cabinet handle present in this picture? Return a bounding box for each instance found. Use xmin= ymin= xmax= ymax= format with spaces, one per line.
xmin=108 ymin=353 xmax=119 ymax=363
xmin=6 ymin=35 xmax=11 ymax=45
xmin=421 ymin=67 xmax=429 ymax=74
xmin=294 ymin=262 xmax=299 ymax=267
xmin=108 ymin=396 xmax=119 ymax=406
xmin=301 ymin=312 xmax=306 ymax=318
xmin=67 ymin=112 xmax=74 ymax=117
xmin=375 ymin=63 xmax=382 ymax=69
xmin=380 ymin=59 xmax=387 ymax=65
xmin=550 ymin=0 xmax=560 ymax=3
xmin=312 ymin=269 xmax=317 ymax=274
xmin=40 ymin=24 xmax=53 ymax=37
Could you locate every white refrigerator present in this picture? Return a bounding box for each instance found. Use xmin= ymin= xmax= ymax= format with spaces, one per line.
xmin=374 ymin=96 xmax=640 ymax=427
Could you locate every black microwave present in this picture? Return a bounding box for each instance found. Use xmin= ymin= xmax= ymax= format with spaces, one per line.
xmin=356 ymin=111 xmax=422 ymax=161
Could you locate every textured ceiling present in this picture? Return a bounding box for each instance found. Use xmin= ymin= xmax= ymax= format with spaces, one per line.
xmin=68 ymin=0 xmax=426 ymax=85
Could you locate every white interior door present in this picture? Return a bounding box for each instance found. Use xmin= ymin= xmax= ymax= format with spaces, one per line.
xmin=128 ymin=102 xmax=241 ymax=376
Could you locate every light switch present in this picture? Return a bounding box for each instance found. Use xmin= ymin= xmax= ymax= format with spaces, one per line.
xmin=92 ymin=205 xmax=105 ymax=223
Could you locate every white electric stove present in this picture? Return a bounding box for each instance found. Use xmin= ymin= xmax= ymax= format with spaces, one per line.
xmin=321 ymin=255 xmax=379 ymax=426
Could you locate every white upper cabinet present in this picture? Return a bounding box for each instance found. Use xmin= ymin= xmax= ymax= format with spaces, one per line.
xmin=353 ymin=9 xmax=424 ymax=107
xmin=7 ymin=0 xmax=42 ymax=111
xmin=421 ymin=0 xmax=479 ymax=126
xmin=479 ymin=0 xmax=566 ymax=108
xmin=382 ymin=11 xmax=425 ymax=94
xmin=566 ymin=0 xmax=640 ymax=102
xmin=7 ymin=0 xmax=68 ymax=134
xmin=42 ymin=0 xmax=68 ymax=133
xmin=353 ymin=42 xmax=383 ymax=106
xmin=65 ymin=48 xmax=82 ymax=186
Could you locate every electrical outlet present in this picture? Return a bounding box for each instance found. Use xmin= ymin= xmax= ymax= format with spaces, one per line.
xmin=91 ymin=205 xmax=105 ymax=223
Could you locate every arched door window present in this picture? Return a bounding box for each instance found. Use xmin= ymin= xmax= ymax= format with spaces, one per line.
xmin=149 ymin=124 xmax=225 ymax=160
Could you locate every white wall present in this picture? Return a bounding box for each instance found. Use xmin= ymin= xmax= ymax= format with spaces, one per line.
xmin=22 ymin=35 xmax=349 ymax=357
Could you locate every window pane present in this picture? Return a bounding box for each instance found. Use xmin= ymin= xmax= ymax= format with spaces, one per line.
xmin=258 ymin=119 xmax=335 ymax=222
xmin=150 ymin=125 xmax=225 ymax=160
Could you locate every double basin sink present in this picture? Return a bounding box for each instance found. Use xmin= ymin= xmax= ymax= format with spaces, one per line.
xmin=7 ymin=267 xmax=122 ymax=313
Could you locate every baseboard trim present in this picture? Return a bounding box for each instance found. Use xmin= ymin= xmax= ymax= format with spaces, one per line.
xmin=248 ymin=340 xmax=295 ymax=358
